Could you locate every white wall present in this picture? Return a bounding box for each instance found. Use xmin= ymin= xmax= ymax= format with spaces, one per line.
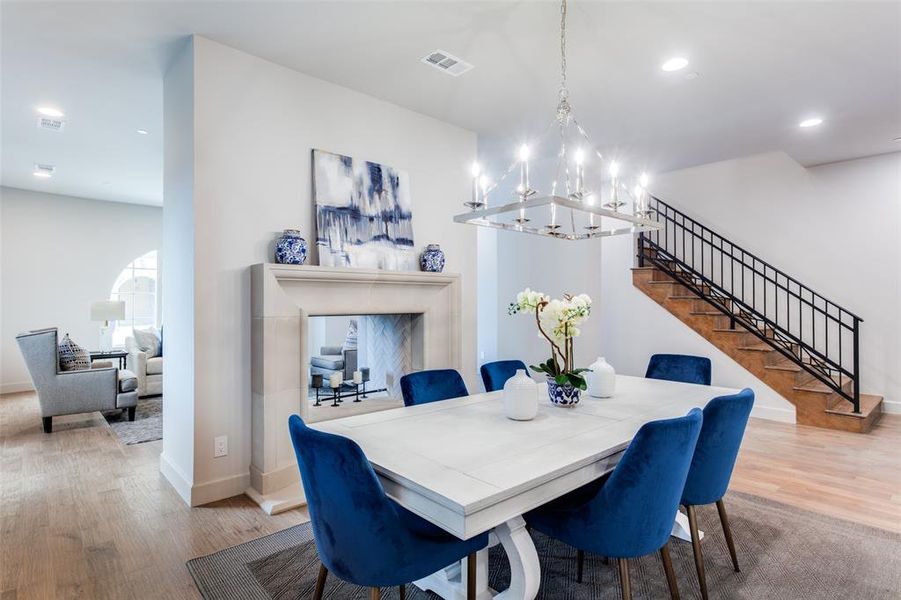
xmin=0 ymin=187 xmax=162 ymax=394
xmin=163 ymin=36 xmax=478 ymax=505
xmin=160 ymin=36 xmax=196 ymax=502
xmin=601 ymin=151 xmax=901 ymax=417
xmin=496 ymin=230 xmax=604 ymax=374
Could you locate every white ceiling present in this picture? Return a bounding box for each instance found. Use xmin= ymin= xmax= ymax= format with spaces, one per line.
xmin=2 ymin=1 xmax=899 ymax=206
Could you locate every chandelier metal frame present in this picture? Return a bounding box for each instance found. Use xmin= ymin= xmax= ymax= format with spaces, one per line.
xmin=453 ymin=0 xmax=661 ymax=240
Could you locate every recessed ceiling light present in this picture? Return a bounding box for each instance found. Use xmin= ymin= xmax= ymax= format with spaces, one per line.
xmin=33 ymin=163 xmax=55 ymax=178
xmin=661 ymin=57 xmax=689 ymax=72
xmin=36 ymin=106 xmax=64 ymax=118
xmin=799 ymin=117 xmax=824 ymax=128
xmin=136 ymin=129 xmax=149 ymax=135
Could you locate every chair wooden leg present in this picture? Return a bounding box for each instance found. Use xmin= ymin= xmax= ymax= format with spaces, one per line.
xmin=617 ymin=558 xmax=632 ymax=600
xmin=660 ymin=543 xmax=680 ymax=600
xmin=686 ymin=505 xmax=709 ymax=600
xmin=369 ymin=587 xmax=380 ymax=600
xmin=717 ymin=499 xmax=740 ymax=572
xmin=398 ymin=584 xmax=406 ymax=600
xmin=41 ymin=416 xmax=52 ymax=433
xmin=313 ymin=564 xmax=327 ymax=600
xmin=576 ymin=549 xmax=585 ymax=583
xmin=466 ymin=553 xmax=477 ymax=600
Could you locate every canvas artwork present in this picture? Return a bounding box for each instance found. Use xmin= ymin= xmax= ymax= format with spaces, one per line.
xmin=312 ymin=149 xmax=416 ymax=270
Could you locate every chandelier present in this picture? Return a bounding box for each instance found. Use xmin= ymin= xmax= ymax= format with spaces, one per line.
xmin=453 ymin=0 xmax=661 ymax=240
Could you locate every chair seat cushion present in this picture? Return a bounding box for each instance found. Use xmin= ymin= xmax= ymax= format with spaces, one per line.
xmin=118 ymin=370 xmax=138 ymax=393
xmin=146 ymin=357 xmax=163 ymax=375
xmin=311 ymin=355 xmax=343 ymax=370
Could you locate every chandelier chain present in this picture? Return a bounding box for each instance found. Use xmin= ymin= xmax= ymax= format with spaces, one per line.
xmin=559 ymin=0 xmax=568 ymax=100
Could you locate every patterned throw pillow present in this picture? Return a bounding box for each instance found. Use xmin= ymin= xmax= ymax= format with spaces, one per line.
xmin=59 ymin=333 xmax=90 ymax=371
xmin=133 ymin=327 xmax=161 ymax=358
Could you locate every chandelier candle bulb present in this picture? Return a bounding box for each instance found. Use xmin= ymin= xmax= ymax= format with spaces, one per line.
xmin=519 ymin=145 xmax=530 ymax=197
xmin=470 ymin=162 xmax=482 ymax=208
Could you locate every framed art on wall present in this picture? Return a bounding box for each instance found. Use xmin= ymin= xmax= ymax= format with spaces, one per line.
xmin=312 ymin=149 xmax=416 ymax=270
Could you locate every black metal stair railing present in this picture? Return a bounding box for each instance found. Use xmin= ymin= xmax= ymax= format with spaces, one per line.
xmin=638 ymin=196 xmax=862 ymax=413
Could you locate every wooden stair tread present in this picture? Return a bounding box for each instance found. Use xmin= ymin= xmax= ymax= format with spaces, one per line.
xmin=737 ymin=344 xmax=773 ymax=352
xmin=765 ymin=363 xmax=801 ymax=373
xmin=824 ymin=394 xmax=883 ymax=419
xmin=689 ymin=310 xmax=723 ymax=316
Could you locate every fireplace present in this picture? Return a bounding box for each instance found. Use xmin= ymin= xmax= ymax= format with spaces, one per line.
xmin=305 ymin=314 xmax=424 ymax=420
xmin=248 ymin=264 xmax=461 ymax=514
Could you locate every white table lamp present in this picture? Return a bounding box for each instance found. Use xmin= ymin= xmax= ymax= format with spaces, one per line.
xmin=91 ymin=301 xmax=125 ymax=351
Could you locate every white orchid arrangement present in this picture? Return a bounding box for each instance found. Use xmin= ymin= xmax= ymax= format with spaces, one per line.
xmin=508 ymin=288 xmax=593 ymax=390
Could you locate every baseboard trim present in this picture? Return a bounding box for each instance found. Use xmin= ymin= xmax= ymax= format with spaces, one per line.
xmin=0 ymin=381 xmax=34 ymax=395
xmin=191 ymin=472 xmax=251 ymax=507
xmin=881 ymin=399 xmax=900 ymax=415
xmin=160 ymin=452 xmax=193 ymax=506
xmin=751 ymin=404 xmax=796 ymax=424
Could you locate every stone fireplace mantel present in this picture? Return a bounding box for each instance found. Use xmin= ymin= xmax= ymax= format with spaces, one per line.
xmin=247 ymin=263 xmax=462 ymax=514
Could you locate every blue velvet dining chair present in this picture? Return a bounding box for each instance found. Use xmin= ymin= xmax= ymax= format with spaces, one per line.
xmin=525 ymin=408 xmax=704 ymax=600
xmin=480 ymin=360 xmax=529 ymax=392
xmin=400 ymin=369 xmax=469 ymax=407
xmin=680 ymin=388 xmax=755 ymax=600
xmin=646 ymin=353 xmax=712 ymax=386
xmin=288 ymin=415 xmax=488 ymax=600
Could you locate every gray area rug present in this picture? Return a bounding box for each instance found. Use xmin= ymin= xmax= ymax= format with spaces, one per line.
xmin=187 ymin=492 xmax=901 ymax=599
xmin=104 ymin=396 xmax=162 ymax=445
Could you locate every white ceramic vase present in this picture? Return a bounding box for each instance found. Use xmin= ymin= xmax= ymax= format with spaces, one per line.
xmin=503 ymin=369 xmax=538 ymax=420
xmin=587 ymin=357 xmax=616 ymax=398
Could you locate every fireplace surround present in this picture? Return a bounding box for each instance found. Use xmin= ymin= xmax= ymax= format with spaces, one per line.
xmin=248 ymin=263 xmax=462 ymax=514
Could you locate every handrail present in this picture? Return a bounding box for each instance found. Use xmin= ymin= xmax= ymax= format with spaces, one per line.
xmin=638 ymin=196 xmax=862 ymax=413
xmin=654 ymin=199 xmax=864 ymax=321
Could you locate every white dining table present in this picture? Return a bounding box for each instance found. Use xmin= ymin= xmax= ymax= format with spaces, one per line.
xmin=312 ymin=374 xmax=738 ymax=600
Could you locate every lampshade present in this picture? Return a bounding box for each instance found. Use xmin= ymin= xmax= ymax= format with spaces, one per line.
xmin=91 ymin=300 xmax=125 ymax=322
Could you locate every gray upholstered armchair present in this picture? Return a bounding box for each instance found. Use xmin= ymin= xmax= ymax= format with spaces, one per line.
xmin=16 ymin=328 xmax=138 ymax=433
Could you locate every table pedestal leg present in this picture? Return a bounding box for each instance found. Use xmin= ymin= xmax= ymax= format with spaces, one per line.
xmin=671 ymin=509 xmax=704 ymax=542
xmin=413 ymin=548 xmax=493 ymax=600
xmin=493 ymin=516 xmax=540 ymax=600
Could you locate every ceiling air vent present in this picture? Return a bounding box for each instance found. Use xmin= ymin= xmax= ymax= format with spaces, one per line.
xmin=37 ymin=117 xmax=66 ymax=132
xmin=33 ymin=163 xmax=56 ymax=177
xmin=421 ymin=50 xmax=473 ymax=77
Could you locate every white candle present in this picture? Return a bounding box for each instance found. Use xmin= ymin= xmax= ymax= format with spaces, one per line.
xmin=353 ymin=370 xmax=363 ymax=384
xmin=575 ymin=149 xmax=585 ymax=196
xmin=609 ymin=161 xmax=620 ymax=208
xmin=479 ymin=175 xmax=490 ymax=207
xmin=518 ymin=145 xmax=530 ymax=196
xmin=471 ymin=162 xmax=481 ymax=206
xmin=639 ymin=172 xmax=650 ymax=213
xmin=329 ymin=372 xmax=342 ymax=388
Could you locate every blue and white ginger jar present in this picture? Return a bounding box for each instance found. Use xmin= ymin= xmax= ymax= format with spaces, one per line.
xmin=275 ymin=229 xmax=308 ymax=265
xmin=420 ymin=244 xmax=446 ymax=273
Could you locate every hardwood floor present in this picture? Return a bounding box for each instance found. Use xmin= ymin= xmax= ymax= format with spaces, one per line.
xmin=0 ymin=392 xmax=308 ymax=599
xmin=731 ymin=412 xmax=901 ymax=533
xmin=1 ymin=389 xmax=899 ymax=598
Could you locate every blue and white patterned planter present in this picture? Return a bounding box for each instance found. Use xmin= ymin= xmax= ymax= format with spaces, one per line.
xmin=275 ymin=230 xmax=308 ymax=265
xmin=420 ymin=244 xmax=446 ymax=273
xmin=546 ymin=376 xmax=581 ymax=407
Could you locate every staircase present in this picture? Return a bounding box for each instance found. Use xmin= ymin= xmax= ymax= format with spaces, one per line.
xmin=632 ymin=197 xmax=883 ymax=433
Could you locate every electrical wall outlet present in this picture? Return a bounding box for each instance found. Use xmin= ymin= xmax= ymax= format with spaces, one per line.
xmin=214 ymin=435 xmax=228 ymax=458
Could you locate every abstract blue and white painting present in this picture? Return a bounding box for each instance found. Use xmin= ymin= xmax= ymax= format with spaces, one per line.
xmin=313 ymin=149 xmax=416 ymax=270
